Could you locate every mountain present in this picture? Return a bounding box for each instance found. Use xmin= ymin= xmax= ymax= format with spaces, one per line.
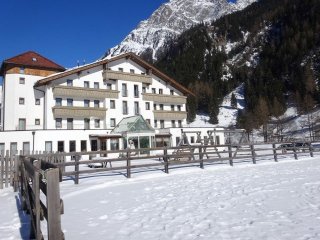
xmin=154 ymin=0 xmax=320 ymax=129
xmin=104 ymin=0 xmax=257 ymax=62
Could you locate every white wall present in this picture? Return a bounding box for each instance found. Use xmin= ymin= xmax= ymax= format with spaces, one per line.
xmin=3 ymin=73 xmax=44 ymax=131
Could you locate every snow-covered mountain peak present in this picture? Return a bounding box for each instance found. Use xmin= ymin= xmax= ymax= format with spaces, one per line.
xmin=105 ymin=0 xmax=257 ymax=61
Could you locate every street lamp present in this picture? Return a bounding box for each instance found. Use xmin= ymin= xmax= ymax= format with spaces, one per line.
xmin=32 ymin=131 xmax=35 ymax=152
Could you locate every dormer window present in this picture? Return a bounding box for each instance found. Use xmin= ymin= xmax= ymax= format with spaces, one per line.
xmin=118 ymin=68 xmax=123 ymax=72
xmin=32 ymin=57 xmax=37 ymax=62
xmin=19 ymin=67 xmax=25 ymax=74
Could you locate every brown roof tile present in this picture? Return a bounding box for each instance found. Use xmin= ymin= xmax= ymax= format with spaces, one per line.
xmin=2 ymin=51 xmax=65 ymax=72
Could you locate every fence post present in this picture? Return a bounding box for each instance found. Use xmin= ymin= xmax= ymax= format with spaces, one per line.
xmin=272 ymin=143 xmax=278 ymax=162
xmin=228 ymin=145 xmax=233 ymax=166
xmin=5 ymin=150 xmax=9 ymax=188
xmin=0 ymin=153 xmax=3 ymax=189
xmin=75 ymin=155 xmax=79 ymax=184
xmin=199 ymin=146 xmax=204 ymax=169
xmin=13 ymin=155 xmax=21 ymax=192
xmin=46 ymin=168 xmax=64 ymax=240
xmin=293 ymin=145 xmax=298 ymax=160
xmin=250 ymin=144 xmax=256 ymax=164
xmin=163 ymin=147 xmax=169 ymax=174
xmin=33 ymin=160 xmax=42 ymax=240
xmin=309 ymin=142 xmax=314 ymax=157
xmin=126 ymin=148 xmax=131 ymax=178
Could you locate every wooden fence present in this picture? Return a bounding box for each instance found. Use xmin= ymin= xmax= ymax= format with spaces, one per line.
xmin=21 ymin=141 xmax=318 ymax=185
xmin=19 ymin=156 xmax=64 ymax=240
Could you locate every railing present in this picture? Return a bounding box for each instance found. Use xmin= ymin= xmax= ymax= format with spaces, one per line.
xmin=102 ymin=70 xmax=152 ymax=84
xmin=142 ymin=93 xmax=187 ymax=104
xmin=52 ymin=106 xmax=107 ymax=118
xmin=21 ymin=141 xmax=318 ymax=185
xmin=153 ymin=110 xmax=187 ymax=120
xmin=19 ymin=156 xmax=64 ymax=240
xmin=53 ymin=85 xmax=119 ymax=99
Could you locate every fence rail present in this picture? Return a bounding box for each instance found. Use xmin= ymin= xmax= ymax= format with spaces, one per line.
xmin=24 ymin=141 xmax=319 ymax=185
xmin=20 ymin=156 xmax=64 ymax=240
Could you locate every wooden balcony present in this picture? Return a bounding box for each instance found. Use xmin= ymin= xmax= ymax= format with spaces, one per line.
xmin=142 ymin=93 xmax=187 ymax=104
xmin=53 ymin=86 xmax=119 ymax=99
xmin=102 ymin=70 xmax=152 ymax=84
xmin=153 ymin=110 xmax=187 ymax=120
xmin=52 ymin=106 xmax=107 ymax=118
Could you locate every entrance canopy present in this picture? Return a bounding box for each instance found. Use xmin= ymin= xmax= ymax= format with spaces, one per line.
xmin=111 ymin=115 xmax=154 ymax=134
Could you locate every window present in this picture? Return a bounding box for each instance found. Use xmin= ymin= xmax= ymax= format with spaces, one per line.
xmin=130 ymin=69 xmax=135 ymax=74
xmin=110 ymin=139 xmax=119 ymax=150
xmin=94 ymin=100 xmax=100 ymax=108
xmin=10 ymin=142 xmax=17 ymax=156
xmin=67 ymin=79 xmax=73 ymax=86
xmin=110 ymin=100 xmax=115 ymax=109
xmin=32 ymin=57 xmax=37 ymax=62
xmin=19 ymin=77 xmax=25 ymax=84
xmin=18 ymin=118 xmax=26 ymax=130
xmin=122 ymin=101 xmax=128 ymax=115
xmin=91 ymin=140 xmax=98 ymax=151
xmin=84 ymin=81 xmax=89 ymax=88
xmin=56 ymin=118 xmax=62 ymax=128
xmin=134 ymin=85 xmax=139 ymax=97
xmin=67 ymin=118 xmax=73 ymax=129
xmin=35 ymin=119 xmax=40 ymax=125
xmin=134 ymin=102 xmax=139 ymax=115
xmin=67 ymin=98 xmax=73 ymax=106
xmin=69 ymin=141 xmax=76 ymax=152
xmin=191 ymin=137 xmax=195 ymax=144
xmin=154 ymin=104 xmax=157 ymax=110
xmin=171 ymin=120 xmax=176 ymax=128
xmin=176 ymin=137 xmax=180 ymax=146
xmin=19 ymin=67 xmax=25 ymax=74
xmin=57 ymin=141 xmax=64 ymax=152
xmin=84 ymin=118 xmax=90 ymax=129
xmin=216 ymin=136 xmax=220 ymax=145
xmin=107 ymin=83 xmax=112 ymax=90
xmin=160 ymin=120 xmax=164 ymax=129
xmin=142 ymin=87 xmax=146 ymax=93
xmin=23 ymin=142 xmax=30 ymax=155
xmin=95 ymin=119 xmax=100 ymax=128
xmin=110 ymin=118 xmax=116 ymax=127
xmin=84 ymin=99 xmax=90 ymax=107
xmin=178 ymin=120 xmax=182 ymax=127
xmin=55 ymin=98 xmax=62 ymax=106
xmin=118 ymin=67 xmax=123 ymax=72
xmin=122 ymin=83 xmax=127 ymax=97
xmin=159 ymin=89 xmax=163 ymax=94
xmin=146 ymin=102 xmax=150 ymax=110
xmin=19 ymin=98 xmax=25 ymax=105
xmin=45 ymin=141 xmax=52 ymax=153
xmin=160 ymin=104 xmax=164 ymax=110
xmin=171 ymin=105 xmax=175 ymax=111
xmin=81 ymin=140 xmax=87 ymax=152
xmin=154 ymin=120 xmax=158 ymax=128
xmin=146 ymin=119 xmax=151 ymax=125
xmin=94 ymin=82 xmax=99 ymax=89
xmin=152 ymin=88 xmax=156 ymax=94
xmin=0 ymin=143 xmax=5 ymax=155
xmin=177 ymin=105 xmax=181 ymax=111
xmin=170 ymin=90 xmax=174 ymax=95
xmin=35 ymin=99 xmax=40 ymax=105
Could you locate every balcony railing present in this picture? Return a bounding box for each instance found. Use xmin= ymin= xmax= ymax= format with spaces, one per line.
xmin=53 ymin=86 xmax=119 ymax=99
xmin=53 ymin=106 xmax=107 ymax=118
xmin=153 ymin=110 xmax=187 ymax=120
xmin=102 ymin=70 xmax=152 ymax=84
xmin=142 ymin=93 xmax=187 ymax=104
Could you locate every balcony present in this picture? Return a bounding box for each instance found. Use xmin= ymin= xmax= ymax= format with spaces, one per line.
xmin=53 ymin=86 xmax=119 ymax=99
xmin=142 ymin=93 xmax=187 ymax=104
xmin=52 ymin=106 xmax=107 ymax=118
xmin=153 ymin=110 xmax=187 ymax=120
xmin=102 ymin=70 xmax=152 ymax=84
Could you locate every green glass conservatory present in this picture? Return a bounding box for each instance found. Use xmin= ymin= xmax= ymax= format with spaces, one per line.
xmin=111 ymin=115 xmax=155 ymax=153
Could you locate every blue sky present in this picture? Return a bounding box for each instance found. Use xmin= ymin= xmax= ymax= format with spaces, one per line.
xmin=1 ymin=0 xmax=166 ymax=69
xmin=1 ymin=0 xmax=237 ymax=71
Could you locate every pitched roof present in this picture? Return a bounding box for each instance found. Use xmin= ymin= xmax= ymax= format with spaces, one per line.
xmin=0 ymin=51 xmax=65 ymax=75
xmin=34 ymin=52 xmax=195 ymax=96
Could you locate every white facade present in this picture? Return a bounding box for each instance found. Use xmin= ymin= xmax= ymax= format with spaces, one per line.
xmin=0 ymin=52 xmax=224 ymax=154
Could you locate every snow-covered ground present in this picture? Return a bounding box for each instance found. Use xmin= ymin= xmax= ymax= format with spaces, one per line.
xmin=1 ymin=155 xmax=320 ymax=240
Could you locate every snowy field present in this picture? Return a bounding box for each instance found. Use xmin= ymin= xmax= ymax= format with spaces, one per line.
xmin=1 ymin=156 xmax=320 ymax=240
